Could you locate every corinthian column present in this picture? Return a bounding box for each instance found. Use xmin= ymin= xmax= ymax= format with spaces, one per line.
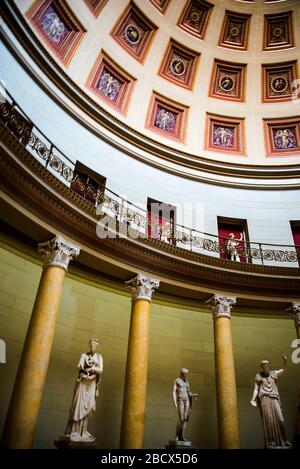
xmin=206 ymin=294 xmax=240 ymax=449
xmin=286 ymin=303 xmax=300 ymax=339
xmin=120 ymin=274 xmax=159 ymax=449
xmin=2 ymin=236 xmax=80 ymax=448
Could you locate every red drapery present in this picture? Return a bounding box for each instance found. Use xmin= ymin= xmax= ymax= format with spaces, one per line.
xmin=147 ymin=201 xmax=174 ymax=242
xmin=292 ymin=226 xmax=300 ymax=255
xmin=147 ymin=211 xmax=172 ymax=241
xmin=218 ymin=223 xmax=246 ymax=263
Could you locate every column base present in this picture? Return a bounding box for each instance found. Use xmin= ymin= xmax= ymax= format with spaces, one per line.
xmin=166 ymin=440 xmax=192 ymax=449
xmin=54 ymin=436 xmax=98 ymax=449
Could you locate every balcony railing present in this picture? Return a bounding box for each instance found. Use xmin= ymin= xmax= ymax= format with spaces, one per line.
xmin=1 ymin=90 xmax=299 ymax=266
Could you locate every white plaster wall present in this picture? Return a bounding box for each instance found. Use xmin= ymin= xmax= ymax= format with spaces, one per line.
xmin=1 ymin=41 xmax=300 ymax=266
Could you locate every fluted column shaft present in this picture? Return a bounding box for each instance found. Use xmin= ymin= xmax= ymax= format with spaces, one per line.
xmin=206 ymin=295 xmax=240 ymax=449
xmin=120 ymin=274 xmax=159 ymax=449
xmin=2 ymin=237 xmax=79 ymax=448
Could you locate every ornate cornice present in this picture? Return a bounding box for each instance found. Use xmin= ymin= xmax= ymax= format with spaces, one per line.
xmin=1 ymin=125 xmax=300 ymax=299
xmin=1 ymin=0 xmax=300 ymax=189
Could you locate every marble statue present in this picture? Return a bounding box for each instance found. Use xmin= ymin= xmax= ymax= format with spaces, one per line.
xmin=173 ymin=368 xmax=198 ymax=442
xmin=64 ymin=339 xmax=103 ymax=442
xmin=250 ymin=355 xmax=292 ymax=448
xmin=226 ymin=232 xmax=243 ymax=262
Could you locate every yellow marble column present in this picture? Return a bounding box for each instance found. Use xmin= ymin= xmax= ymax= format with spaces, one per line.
xmin=206 ymin=294 xmax=240 ymax=449
xmin=120 ymin=274 xmax=159 ymax=449
xmin=2 ymin=236 xmax=80 ymax=449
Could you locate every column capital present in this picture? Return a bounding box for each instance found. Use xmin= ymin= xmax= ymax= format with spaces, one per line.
xmin=38 ymin=236 xmax=80 ymax=271
xmin=286 ymin=303 xmax=300 ymax=327
xmin=205 ymin=294 xmax=236 ymax=319
xmin=125 ymin=274 xmax=160 ymax=302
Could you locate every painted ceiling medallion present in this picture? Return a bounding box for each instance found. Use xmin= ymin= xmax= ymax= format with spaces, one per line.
xmin=219 ymin=11 xmax=251 ymax=50
xmin=159 ymin=40 xmax=199 ymax=89
xmin=264 ymin=12 xmax=294 ymax=50
xmin=229 ymin=25 xmax=240 ymax=38
xmin=86 ymin=51 xmax=135 ymax=114
xmin=272 ymin=26 xmax=284 ymax=39
xmin=170 ymin=58 xmax=186 ymax=77
xmin=147 ymin=93 xmax=188 ymax=142
xmin=26 ymin=0 xmax=85 ymax=65
xmin=273 ymin=127 xmax=297 ymax=150
xmin=219 ymin=75 xmax=235 ymax=92
xmin=210 ymin=59 xmax=246 ymax=102
xmin=124 ymin=24 xmax=141 ymax=44
xmin=205 ymin=114 xmax=245 ymax=155
xmin=264 ymin=117 xmax=300 ymax=156
xmin=262 ymin=61 xmax=297 ymax=103
xmin=155 ymin=106 xmax=177 ymax=133
xmin=190 ymin=10 xmax=201 ymax=24
xmin=40 ymin=8 xmax=69 ymax=47
xmin=270 ymin=76 xmax=288 ymax=93
xmin=97 ymin=70 xmax=120 ymax=101
xmin=111 ymin=2 xmax=157 ymax=62
xmin=213 ymin=125 xmax=235 ymax=148
xmin=178 ymin=0 xmax=214 ymax=40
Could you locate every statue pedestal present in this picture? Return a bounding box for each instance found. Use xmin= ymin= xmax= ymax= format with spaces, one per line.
xmin=266 ymin=444 xmax=293 ymax=450
xmin=166 ymin=440 xmax=192 ymax=449
xmin=54 ymin=436 xmax=98 ymax=449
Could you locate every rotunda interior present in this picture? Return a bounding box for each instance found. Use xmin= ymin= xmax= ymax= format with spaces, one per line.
xmin=0 ymin=0 xmax=300 ymax=451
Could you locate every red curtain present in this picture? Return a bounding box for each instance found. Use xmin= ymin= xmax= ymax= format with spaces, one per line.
xmin=292 ymin=226 xmax=300 ymax=255
xmin=147 ymin=210 xmax=172 ymax=241
xmin=218 ymin=222 xmax=246 ymax=263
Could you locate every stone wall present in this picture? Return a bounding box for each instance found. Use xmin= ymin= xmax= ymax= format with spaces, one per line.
xmin=0 ymin=245 xmax=298 ymax=448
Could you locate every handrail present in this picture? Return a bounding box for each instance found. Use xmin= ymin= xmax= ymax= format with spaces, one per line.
xmin=1 ymin=89 xmax=299 ymax=266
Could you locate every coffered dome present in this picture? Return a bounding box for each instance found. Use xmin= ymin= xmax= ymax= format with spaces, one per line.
xmin=17 ymin=0 xmax=300 ymax=169
xmin=1 ymin=1 xmax=300 ymax=452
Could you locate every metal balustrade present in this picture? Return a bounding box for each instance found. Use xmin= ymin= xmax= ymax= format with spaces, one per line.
xmin=1 ymin=90 xmax=299 ymax=266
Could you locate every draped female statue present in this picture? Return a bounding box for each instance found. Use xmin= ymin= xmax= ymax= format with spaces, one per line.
xmin=64 ymin=339 xmax=103 ymax=442
xmin=250 ymin=356 xmax=291 ymax=448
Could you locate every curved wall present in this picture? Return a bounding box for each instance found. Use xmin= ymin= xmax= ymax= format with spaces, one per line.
xmin=0 ymin=244 xmax=298 ymax=448
xmin=1 ymin=41 xmax=300 ymax=257
xmin=1 ymin=1 xmax=300 ymax=451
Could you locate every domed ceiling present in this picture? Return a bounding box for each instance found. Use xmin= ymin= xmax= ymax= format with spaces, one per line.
xmin=19 ymin=0 xmax=300 ymax=167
